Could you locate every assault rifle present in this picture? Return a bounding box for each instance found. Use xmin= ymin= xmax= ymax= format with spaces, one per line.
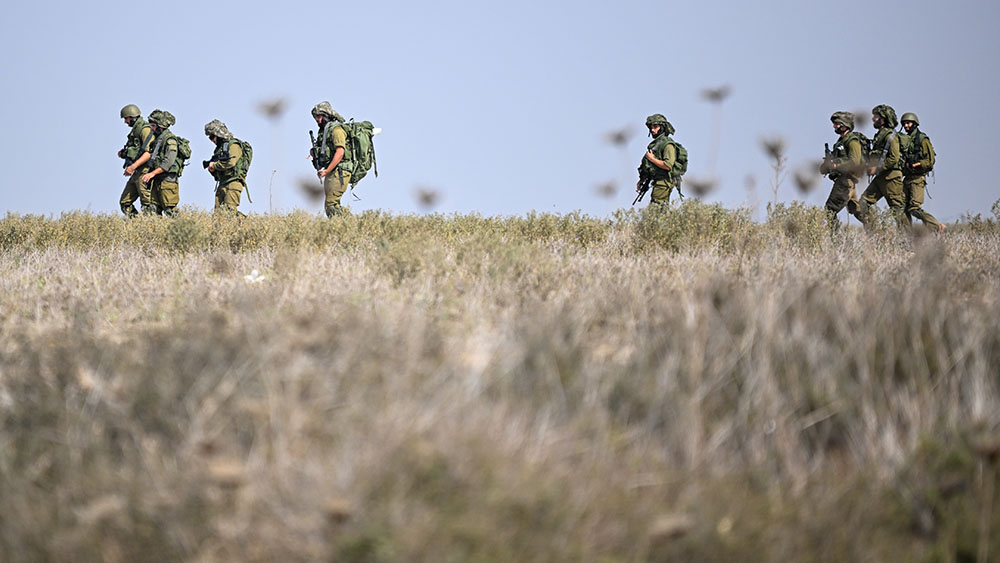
xmin=308 ymin=130 xmax=323 ymax=171
xmin=633 ymin=174 xmax=652 ymax=205
xmin=202 ymin=151 xmax=232 ymax=170
xmin=821 ymin=143 xmax=833 ymax=176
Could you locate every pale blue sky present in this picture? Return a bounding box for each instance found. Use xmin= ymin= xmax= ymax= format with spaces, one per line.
xmin=2 ymin=0 xmax=997 ymax=220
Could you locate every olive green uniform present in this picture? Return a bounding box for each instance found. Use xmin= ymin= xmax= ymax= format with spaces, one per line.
xmin=316 ymin=121 xmax=352 ymax=217
xmin=119 ymin=117 xmax=155 ymax=215
xmin=209 ymin=139 xmax=246 ymax=213
xmin=640 ymin=136 xmax=679 ymax=205
xmin=822 ymin=133 xmax=864 ymax=228
xmin=859 ymin=127 xmax=906 ymax=228
xmin=149 ymin=132 xmax=180 ymax=216
xmin=901 ymin=131 xmax=941 ymax=232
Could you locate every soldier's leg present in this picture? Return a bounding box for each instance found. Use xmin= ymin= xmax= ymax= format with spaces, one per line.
xmin=825 ymin=181 xmax=849 ymax=230
xmin=120 ymin=174 xmax=140 ymax=216
xmin=324 ymin=170 xmax=351 ymax=217
xmin=905 ymin=176 xmax=941 ymax=233
xmin=159 ymin=178 xmax=180 ymax=217
xmin=215 ymin=181 xmax=244 ymax=215
xmin=857 ymin=179 xmax=884 ymax=228
xmin=137 ymin=170 xmax=153 ymax=213
xmin=649 ymin=179 xmax=674 ymax=206
xmin=149 ymin=178 xmax=163 ymax=215
xmin=844 ymin=179 xmax=864 ymax=222
xmin=883 ymin=172 xmax=907 ymax=228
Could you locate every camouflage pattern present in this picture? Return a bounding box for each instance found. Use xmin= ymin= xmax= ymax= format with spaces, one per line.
xmin=872 ymin=104 xmax=898 ymax=129
xmin=120 ymin=104 xmax=141 ymax=118
xmin=830 ymin=111 xmax=855 ymax=130
xmin=645 ymin=113 xmax=675 ymax=136
xmin=204 ymin=119 xmax=232 ymax=141
xmin=149 ymin=110 xmax=176 ymax=128
xmin=311 ymin=101 xmax=346 ymax=122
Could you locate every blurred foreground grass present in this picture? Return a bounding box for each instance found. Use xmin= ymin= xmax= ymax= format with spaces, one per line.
xmin=1 ymin=202 xmax=999 ymax=562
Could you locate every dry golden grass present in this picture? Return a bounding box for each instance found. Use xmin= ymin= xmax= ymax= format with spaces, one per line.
xmin=1 ymin=203 xmax=998 ymax=561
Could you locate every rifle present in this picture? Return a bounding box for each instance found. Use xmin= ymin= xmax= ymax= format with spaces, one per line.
xmin=308 ymin=130 xmax=323 ymax=171
xmin=821 ymin=142 xmax=835 ymax=177
xmin=633 ymin=174 xmax=652 ymax=205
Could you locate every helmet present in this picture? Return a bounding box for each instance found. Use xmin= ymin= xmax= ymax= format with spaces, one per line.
xmin=644 ymin=113 xmax=675 ymax=135
xmin=311 ymin=101 xmax=345 ymax=121
xmin=900 ymin=112 xmax=919 ymax=125
xmin=871 ymin=104 xmax=898 ymax=129
xmin=149 ymin=109 xmax=175 ymax=128
xmin=120 ymin=104 xmax=141 ymax=118
xmin=204 ymin=119 xmax=232 ymax=140
xmin=830 ymin=111 xmax=855 ymax=130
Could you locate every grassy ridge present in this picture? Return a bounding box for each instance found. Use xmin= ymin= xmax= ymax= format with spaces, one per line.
xmin=1 ymin=203 xmax=999 ymax=562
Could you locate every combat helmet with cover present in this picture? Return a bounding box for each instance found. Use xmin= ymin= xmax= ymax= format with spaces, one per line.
xmin=872 ymin=104 xmax=898 ymax=129
xmin=830 ymin=111 xmax=855 ymax=131
xmin=120 ymin=104 xmax=141 ymax=119
xmin=149 ymin=109 xmax=176 ymax=128
xmin=204 ymin=119 xmax=233 ymax=141
xmin=900 ymin=112 xmax=919 ymax=125
xmin=311 ymin=101 xmax=346 ymax=122
xmin=645 ymin=113 xmax=675 ymax=136
xmin=827 ymin=111 xmax=871 ymax=174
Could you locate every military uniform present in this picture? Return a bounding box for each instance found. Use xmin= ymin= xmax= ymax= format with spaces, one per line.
xmin=638 ymin=114 xmax=683 ymax=206
xmin=899 ymin=113 xmax=942 ymax=232
xmin=311 ymin=102 xmax=353 ymax=217
xmin=859 ymin=105 xmax=906 ymax=228
xmin=205 ymin=120 xmax=249 ymax=214
xmin=821 ymin=112 xmax=865 ymax=229
xmin=118 ymin=105 xmax=155 ymax=215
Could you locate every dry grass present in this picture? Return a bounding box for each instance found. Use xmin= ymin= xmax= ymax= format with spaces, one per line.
xmin=1 ymin=203 xmax=999 ymax=562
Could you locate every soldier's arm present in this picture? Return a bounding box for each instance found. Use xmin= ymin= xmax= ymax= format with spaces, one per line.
xmin=157 ymin=138 xmax=178 ymax=176
xmin=320 ymin=127 xmax=347 ymax=176
xmin=213 ymin=142 xmax=242 ymax=171
xmin=918 ymin=137 xmax=934 ymax=169
xmin=847 ymin=139 xmax=863 ymax=166
xmin=883 ymin=134 xmax=901 ymax=171
xmin=125 ymin=151 xmax=152 ymax=175
xmin=645 ymin=143 xmax=676 ymax=171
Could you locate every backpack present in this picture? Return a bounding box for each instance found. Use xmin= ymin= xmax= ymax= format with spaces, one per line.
xmin=173 ymin=135 xmax=192 ymax=176
xmin=231 ymin=138 xmax=253 ymax=178
xmin=669 ymin=140 xmax=688 ymax=183
xmin=844 ymin=131 xmax=871 ymax=161
xmin=341 ymin=120 xmax=378 ymax=186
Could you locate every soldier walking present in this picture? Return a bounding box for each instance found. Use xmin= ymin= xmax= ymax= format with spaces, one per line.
xmin=858 ymin=104 xmax=906 ymax=229
xmin=204 ymin=120 xmax=250 ymax=216
xmin=820 ymin=111 xmax=866 ymax=230
xmin=140 ymin=110 xmax=182 ymax=216
xmin=118 ymin=104 xmax=155 ymax=216
xmin=899 ymin=113 xmax=945 ymax=233
xmin=309 ymin=101 xmax=352 ymax=217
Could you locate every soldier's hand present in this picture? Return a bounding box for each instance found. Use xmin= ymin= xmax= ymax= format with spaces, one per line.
xmin=911 ymin=162 xmax=922 ymax=169
xmin=141 ymin=172 xmax=155 ymax=184
xmin=868 ymin=166 xmax=876 ymax=176
xmin=645 ymin=150 xmax=656 ymax=162
xmin=117 ymin=149 xmax=124 ymax=158
xmin=124 ymin=165 xmax=135 ymax=176
xmin=318 ymin=168 xmax=328 ymax=178
xmin=636 ymin=181 xmax=643 ymax=192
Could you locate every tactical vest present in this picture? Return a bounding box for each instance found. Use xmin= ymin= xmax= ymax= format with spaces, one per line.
xmin=150 ymin=131 xmax=181 ymax=176
xmin=123 ymin=118 xmax=152 ymax=165
xmin=830 ymin=132 xmax=864 ymax=179
xmin=211 ymin=138 xmax=248 ymax=185
xmin=640 ymin=134 xmax=678 ymax=183
xmin=899 ymin=129 xmax=935 ymax=175
xmin=871 ymin=128 xmax=902 ymax=172
xmin=316 ymin=121 xmax=353 ymax=171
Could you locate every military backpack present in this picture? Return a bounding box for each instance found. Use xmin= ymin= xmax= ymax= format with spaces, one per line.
xmin=341 ymin=120 xmax=378 ymax=186
xmin=172 ymin=135 xmax=192 ymax=176
xmin=229 ymin=138 xmax=253 ymax=178
xmin=899 ymin=130 xmax=935 ymax=173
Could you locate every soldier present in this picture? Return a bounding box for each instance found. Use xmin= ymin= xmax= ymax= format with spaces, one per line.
xmin=858 ymin=104 xmax=906 ymax=229
xmin=310 ymin=101 xmax=352 ymax=217
xmin=637 ymin=114 xmax=684 ymax=206
xmin=820 ymin=111 xmax=865 ymax=229
xmin=119 ymin=104 xmax=155 ymax=216
xmin=204 ymin=119 xmax=250 ymax=215
xmin=140 ymin=110 xmax=181 ymax=216
xmin=899 ymin=113 xmax=945 ymax=233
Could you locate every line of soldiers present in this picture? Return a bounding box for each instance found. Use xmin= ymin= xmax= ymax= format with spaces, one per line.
xmin=118 ymin=105 xmax=250 ymax=217
xmin=821 ymin=105 xmax=943 ymax=233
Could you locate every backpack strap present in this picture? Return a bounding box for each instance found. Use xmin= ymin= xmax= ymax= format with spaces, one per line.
xmin=876 ymin=129 xmax=899 ymax=172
